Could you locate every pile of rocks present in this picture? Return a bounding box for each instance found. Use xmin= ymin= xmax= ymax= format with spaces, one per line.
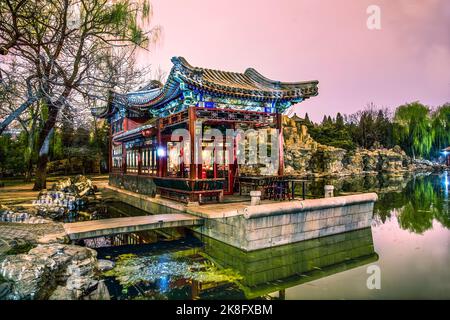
xmin=51 ymin=175 xmax=96 ymax=197
xmin=33 ymin=191 xmax=81 ymax=218
xmin=282 ymin=116 xmax=446 ymax=177
xmin=33 ymin=175 xmax=96 ymax=219
xmin=0 ymin=205 xmax=50 ymax=224
xmin=411 ymin=158 xmax=446 ymax=171
xmin=0 ymin=243 xmax=113 ymax=300
xmin=0 ymin=210 xmax=29 ymax=223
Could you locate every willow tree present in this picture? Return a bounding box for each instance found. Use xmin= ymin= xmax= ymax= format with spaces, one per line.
xmin=393 ymin=102 xmax=433 ymax=159
xmin=0 ymin=0 xmax=160 ymax=189
xmin=431 ymin=103 xmax=450 ymax=157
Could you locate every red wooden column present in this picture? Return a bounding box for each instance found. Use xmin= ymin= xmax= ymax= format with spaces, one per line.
xmin=188 ymin=106 xmax=197 ymax=180
xmin=121 ymin=143 xmax=126 ymax=174
xmin=276 ymin=111 xmax=284 ymax=176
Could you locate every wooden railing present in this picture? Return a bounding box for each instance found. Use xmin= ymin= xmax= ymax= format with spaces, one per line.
xmin=153 ymin=177 xmax=225 ymax=203
xmin=153 ymin=177 xmax=224 ymax=192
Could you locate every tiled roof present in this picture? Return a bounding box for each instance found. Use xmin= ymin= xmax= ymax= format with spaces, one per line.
xmin=93 ymin=57 xmax=319 ymax=118
xmin=112 ymin=123 xmax=155 ymax=142
xmin=174 ymin=57 xmax=318 ymax=101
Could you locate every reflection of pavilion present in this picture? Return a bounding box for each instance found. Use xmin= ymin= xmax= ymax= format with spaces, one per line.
xmin=200 ymin=227 xmax=378 ymax=299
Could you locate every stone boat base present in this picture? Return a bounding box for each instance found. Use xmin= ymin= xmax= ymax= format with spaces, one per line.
xmin=103 ymin=186 xmax=377 ymax=251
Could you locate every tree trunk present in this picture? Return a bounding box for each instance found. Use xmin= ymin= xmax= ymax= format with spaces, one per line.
xmin=33 ymin=153 xmax=49 ymax=190
xmin=33 ymin=127 xmax=54 ymax=190
xmin=33 ymin=104 xmax=59 ymax=190
xmin=24 ymin=157 xmax=33 ymax=182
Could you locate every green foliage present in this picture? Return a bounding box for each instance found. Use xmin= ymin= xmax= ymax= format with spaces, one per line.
xmin=347 ymin=106 xmax=393 ymax=149
xmin=104 ymin=1 xmax=130 ymax=26
xmin=374 ymin=173 xmax=450 ymax=233
xmin=304 ymin=113 xmax=311 ymax=125
xmin=394 ymin=102 xmax=433 ymax=158
xmin=305 ymin=101 xmax=448 ymax=159
xmin=99 ymin=0 xmax=149 ymax=46
xmin=142 ymin=1 xmax=151 ymax=17
xmin=130 ymin=21 xmax=147 ymax=46
xmin=397 ymin=181 xmax=435 ymax=234
xmin=431 ymin=103 xmax=450 ymax=157
xmin=0 ymin=133 xmax=27 ymax=176
xmin=0 ymin=118 xmax=109 ymax=177
xmin=308 ymin=114 xmax=355 ymax=151
xmin=5 ymin=243 xmax=35 ymax=255
xmin=51 ymin=130 xmax=64 ymax=160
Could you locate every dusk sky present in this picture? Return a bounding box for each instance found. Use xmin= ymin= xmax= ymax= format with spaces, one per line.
xmin=141 ymin=0 xmax=450 ymax=122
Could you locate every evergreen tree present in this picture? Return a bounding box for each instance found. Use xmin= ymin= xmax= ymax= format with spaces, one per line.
xmin=304 ymin=113 xmax=311 ymax=125
xmin=336 ymin=112 xmax=344 ymax=128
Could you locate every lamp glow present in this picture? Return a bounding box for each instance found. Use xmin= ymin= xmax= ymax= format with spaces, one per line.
xmin=157 ymin=147 xmax=166 ymax=157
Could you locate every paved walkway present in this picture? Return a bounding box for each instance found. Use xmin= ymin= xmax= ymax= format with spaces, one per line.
xmin=104 ymin=185 xmax=292 ymax=220
xmin=0 ymin=222 xmax=65 ymax=255
xmin=0 ymin=175 xmax=109 ymax=206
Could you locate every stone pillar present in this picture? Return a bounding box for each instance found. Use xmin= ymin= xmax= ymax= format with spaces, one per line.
xmin=250 ymin=190 xmax=261 ymax=206
xmin=324 ymin=185 xmax=334 ymax=198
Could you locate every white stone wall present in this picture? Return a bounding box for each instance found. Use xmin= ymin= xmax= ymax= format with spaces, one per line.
xmin=194 ymin=194 xmax=376 ymax=251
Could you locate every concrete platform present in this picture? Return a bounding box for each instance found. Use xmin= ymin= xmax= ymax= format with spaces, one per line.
xmin=64 ymin=214 xmax=203 ymax=240
xmin=101 ymin=185 xmax=378 ymax=251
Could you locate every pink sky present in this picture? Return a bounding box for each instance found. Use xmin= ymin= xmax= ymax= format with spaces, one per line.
xmin=140 ymin=0 xmax=450 ymax=122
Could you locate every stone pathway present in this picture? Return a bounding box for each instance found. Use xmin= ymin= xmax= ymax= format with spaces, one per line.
xmin=0 ymin=222 xmax=65 ymax=255
xmin=0 ymin=175 xmax=109 ymax=255
xmin=0 ymin=175 xmax=108 ymax=206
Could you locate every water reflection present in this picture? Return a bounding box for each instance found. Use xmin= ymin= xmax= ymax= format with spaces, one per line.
xmin=98 ymin=228 xmax=377 ymax=300
xmin=202 ymin=228 xmax=377 ymax=299
xmin=374 ymin=173 xmax=450 ymax=233
xmin=89 ymin=172 xmax=449 ymax=299
xmin=98 ymin=240 xmax=245 ymax=300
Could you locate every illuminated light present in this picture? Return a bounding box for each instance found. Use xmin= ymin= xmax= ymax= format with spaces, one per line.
xmin=158 ymin=275 xmax=169 ymax=293
xmin=443 ymin=173 xmax=449 ymax=199
xmin=157 ymin=147 xmax=166 ymax=157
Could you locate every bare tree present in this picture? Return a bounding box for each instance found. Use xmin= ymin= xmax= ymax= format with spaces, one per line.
xmin=0 ymin=0 xmax=160 ymax=189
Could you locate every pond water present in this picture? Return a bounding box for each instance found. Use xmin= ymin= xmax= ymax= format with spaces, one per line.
xmin=90 ymin=172 xmax=449 ymax=300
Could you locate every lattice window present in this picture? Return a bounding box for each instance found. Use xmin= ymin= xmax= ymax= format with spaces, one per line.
xmin=112 ymin=144 xmax=123 ymax=171
xmin=126 ymin=148 xmax=139 ymax=173
xmin=141 ymin=143 xmax=157 ymax=175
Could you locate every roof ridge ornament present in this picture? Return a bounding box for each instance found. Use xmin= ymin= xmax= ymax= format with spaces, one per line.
xmin=172 ymin=56 xmax=203 ymax=75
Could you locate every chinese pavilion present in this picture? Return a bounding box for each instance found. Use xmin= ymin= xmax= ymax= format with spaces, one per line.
xmin=92 ymin=57 xmax=318 ymax=203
